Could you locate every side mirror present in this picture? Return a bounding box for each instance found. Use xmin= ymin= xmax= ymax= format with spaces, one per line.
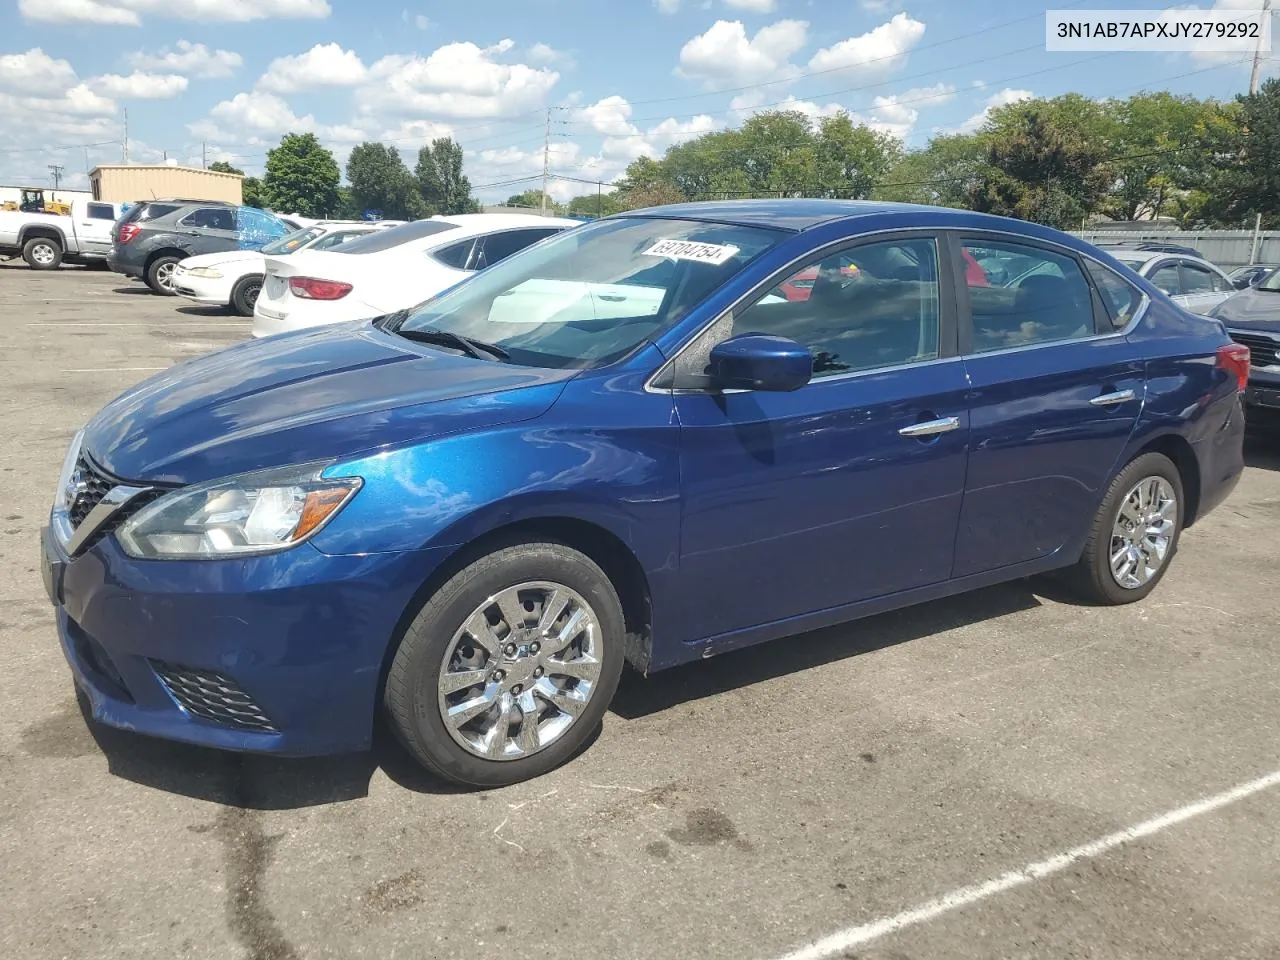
xmin=708 ymin=334 xmax=813 ymax=392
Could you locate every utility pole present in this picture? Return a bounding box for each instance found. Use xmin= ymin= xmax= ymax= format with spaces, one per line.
xmin=202 ymin=142 xmax=207 ymax=168
xmin=597 ymin=179 xmax=602 ymax=218
xmin=540 ymin=107 xmax=552 ymax=215
xmin=1250 ymin=0 xmax=1272 ymax=95
xmin=48 ymin=164 xmax=64 ymax=189
xmin=123 ymin=108 xmax=129 ymax=163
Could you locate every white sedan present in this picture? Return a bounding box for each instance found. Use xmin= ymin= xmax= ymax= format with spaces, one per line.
xmin=1104 ymin=248 xmax=1238 ymax=315
xmin=252 ymin=213 xmax=579 ymax=337
xmin=172 ymin=221 xmax=402 ymax=316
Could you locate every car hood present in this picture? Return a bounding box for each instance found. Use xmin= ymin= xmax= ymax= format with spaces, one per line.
xmin=83 ymin=323 xmax=577 ymax=485
xmin=179 ymin=249 xmax=264 ymax=270
xmin=1212 ymin=288 xmax=1280 ymax=331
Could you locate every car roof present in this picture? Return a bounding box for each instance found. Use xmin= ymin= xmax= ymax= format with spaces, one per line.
xmin=431 ymin=213 xmax=580 ymax=231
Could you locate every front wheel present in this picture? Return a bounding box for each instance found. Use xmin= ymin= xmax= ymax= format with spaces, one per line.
xmin=231 ymin=275 xmax=263 ymax=316
xmin=385 ymin=542 xmax=626 ymax=787
xmin=146 ymin=255 xmax=180 ymax=295
xmin=1067 ymin=452 xmax=1184 ymax=605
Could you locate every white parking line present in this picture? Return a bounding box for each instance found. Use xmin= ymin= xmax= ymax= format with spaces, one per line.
xmin=63 ymin=366 xmax=168 ymax=373
xmin=773 ymin=767 xmax=1280 ymax=960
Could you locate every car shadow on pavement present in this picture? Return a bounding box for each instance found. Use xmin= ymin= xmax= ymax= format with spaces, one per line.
xmin=76 ymin=692 xmax=477 ymax=808
xmin=610 ymin=581 xmax=1043 ymax=720
xmin=175 ymin=305 xmax=236 ymax=317
xmin=111 ymin=286 xmax=154 ymax=295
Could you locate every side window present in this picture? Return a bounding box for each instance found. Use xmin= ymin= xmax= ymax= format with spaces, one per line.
xmin=731 ymin=237 xmax=941 ymax=378
xmin=1086 ymin=261 xmax=1144 ymax=331
xmin=1210 ymin=269 xmax=1233 ymax=293
xmin=1180 ymin=262 xmax=1215 ymax=295
xmin=181 ymin=207 xmax=235 ymax=230
xmin=432 ymin=238 xmax=477 ymax=269
xmin=476 ymin=228 xmax=563 ymax=269
xmin=1148 ymin=263 xmax=1182 ymax=297
xmin=235 ymin=208 xmax=288 ymax=249
xmin=311 ymin=231 xmax=362 ymax=251
xmin=961 ymin=240 xmax=1096 ymax=352
xmin=87 ymin=203 xmax=116 ymax=220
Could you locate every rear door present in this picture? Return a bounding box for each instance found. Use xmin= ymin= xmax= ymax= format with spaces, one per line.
xmin=178 ymin=206 xmax=237 ymax=255
xmin=1178 ymin=260 xmax=1234 ymax=314
xmin=76 ymin=202 xmax=118 ymax=257
xmin=952 ymin=234 xmax=1146 ymax=578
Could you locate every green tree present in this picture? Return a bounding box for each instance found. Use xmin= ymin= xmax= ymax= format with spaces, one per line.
xmin=875 ymin=134 xmax=989 ymax=207
xmin=346 ymin=143 xmax=425 ymax=221
xmin=967 ymin=107 xmax=1110 ymax=229
xmin=813 ymin=113 xmax=903 ymax=198
xmin=260 ymin=133 xmax=341 ymax=218
xmin=503 ymin=189 xmax=564 ymax=213
xmin=1193 ymin=81 xmax=1279 ymax=227
xmin=207 ymin=160 xmax=266 ymax=208
xmin=566 ymin=191 xmax=626 ymax=218
xmin=415 ymin=138 xmax=479 ymax=215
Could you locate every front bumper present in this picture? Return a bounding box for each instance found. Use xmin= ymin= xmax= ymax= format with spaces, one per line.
xmin=41 ymin=524 xmax=450 ymax=756
xmin=1244 ymin=367 xmax=1280 ymax=410
xmin=173 ymin=270 xmax=233 ymax=305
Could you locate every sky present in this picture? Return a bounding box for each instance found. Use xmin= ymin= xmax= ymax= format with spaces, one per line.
xmin=0 ymin=0 xmax=1275 ymax=204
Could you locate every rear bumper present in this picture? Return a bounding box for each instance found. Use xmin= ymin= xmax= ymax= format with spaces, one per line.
xmin=107 ymin=256 xmax=143 ymax=278
xmin=1193 ymin=393 xmax=1247 ymax=523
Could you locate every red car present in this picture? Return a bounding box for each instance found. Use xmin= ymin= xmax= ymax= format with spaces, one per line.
xmin=780 ymin=251 xmax=988 ymax=302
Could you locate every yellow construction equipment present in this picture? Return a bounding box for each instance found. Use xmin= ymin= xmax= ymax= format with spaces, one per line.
xmin=1 ymin=188 xmax=71 ymax=216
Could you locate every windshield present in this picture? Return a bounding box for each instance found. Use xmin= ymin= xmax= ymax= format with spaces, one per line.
xmin=391 ymin=216 xmax=787 ymax=369
xmin=1257 ymin=268 xmax=1280 ymax=291
xmin=336 ymin=219 xmax=459 ymax=254
xmin=262 ymin=226 xmax=324 ymax=256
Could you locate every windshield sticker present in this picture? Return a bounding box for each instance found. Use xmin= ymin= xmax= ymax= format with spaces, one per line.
xmin=641 ymin=238 xmax=740 ymax=265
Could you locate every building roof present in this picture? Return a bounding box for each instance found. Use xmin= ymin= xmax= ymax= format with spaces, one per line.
xmin=89 ymin=164 xmax=244 ymax=180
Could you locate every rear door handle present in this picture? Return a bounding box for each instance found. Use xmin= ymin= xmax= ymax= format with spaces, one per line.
xmin=1090 ymin=389 xmax=1135 ymax=407
xmin=899 ymin=416 xmax=961 ymax=438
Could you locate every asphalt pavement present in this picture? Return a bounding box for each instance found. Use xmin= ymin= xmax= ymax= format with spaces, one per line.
xmin=2 ymin=261 xmax=1279 ymax=960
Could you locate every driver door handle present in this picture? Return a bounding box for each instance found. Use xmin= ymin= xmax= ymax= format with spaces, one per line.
xmin=1090 ymin=389 xmax=1135 ymax=407
xmin=899 ymin=416 xmax=961 ymax=438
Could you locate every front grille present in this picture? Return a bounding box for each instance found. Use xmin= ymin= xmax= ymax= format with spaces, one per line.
xmin=152 ymin=662 xmax=278 ymax=732
xmin=68 ymin=455 xmax=115 ymax=527
xmin=1230 ymin=332 xmax=1280 ymax=369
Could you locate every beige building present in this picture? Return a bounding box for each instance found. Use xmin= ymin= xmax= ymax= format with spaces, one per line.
xmin=89 ymin=165 xmax=243 ymax=204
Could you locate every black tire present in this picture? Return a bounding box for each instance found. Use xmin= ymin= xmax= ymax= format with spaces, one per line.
xmin=1065 ymin=452 xmax=1184 ymax=605
xmin=231 ymin=275 xmax=264 ymax=316
xmin=145 ymin=255 xmax=180 ymax=295
xmin=22 ymin=237 xmax=62 ymax=270
xmin=385 ymin=541 xmax=626 ymax=788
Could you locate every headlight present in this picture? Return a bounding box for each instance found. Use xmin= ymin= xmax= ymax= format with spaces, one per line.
xmin=54 ymin=428 xmax=85 ymax=514
xmin=117 ymin=462 xmax=361 ymax=559
xmin=185 ymin=266 xmax=224 ymax=279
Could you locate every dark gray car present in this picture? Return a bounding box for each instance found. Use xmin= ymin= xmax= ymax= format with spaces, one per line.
xmin=1209 ymin=274 xmax=1280 ymax=413
xmin=108 ymin=203 xmax=290 ymax=295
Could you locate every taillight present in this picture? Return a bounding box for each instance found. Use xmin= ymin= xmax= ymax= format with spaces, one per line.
xmin=117 ymin=223 xmax=141 ymax=244
xmin=289 ymin=277 xmax=353 ymax=300
xmin=1216 ymin=342 xmax=1250 ymax=392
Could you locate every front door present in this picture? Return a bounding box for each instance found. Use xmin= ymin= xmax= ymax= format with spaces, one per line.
xmin=672 ymin=234 xmax=970 ymax=644
xmin=952 ymin=235 xmax=1145 ymax=577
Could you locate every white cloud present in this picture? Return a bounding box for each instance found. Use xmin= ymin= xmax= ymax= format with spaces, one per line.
xmin=860 ymin=0 xmax=896 ymax=9
xmin=655 ymin=0 xmax=680 ymax=12
xmin=415 ymin=14 xmax=429 ymax=29
xmin=528 ymin=43 xmax=570 ymax=65
xmin=723 ymin=0 xmax=777 ymax=11
xmin=258 ymin=43 xmax=367 ymax=94
xmin=676 ymin=19 xmax=809 ymax=87
xmin=357 ymin=42 xmax=560 ymax=119
xmin=808 ymin=12 xmax=926 ymax=75
xmin=196 ymin=91 xmax=315 ymax=140
xmin=18 ymin=0 xmax=139 ymax=25
xmin=89 ymin=72 xmax=188 ymax=99
xmin=19 ymin=0 xmax=330 ymax=25
xmin=953 ymin=87 xmax=1034 ymax=134
xmin=0 ymin=49 xmax=79 ymax=96
xmin=126 ymin=41 xmax=242 ymax=78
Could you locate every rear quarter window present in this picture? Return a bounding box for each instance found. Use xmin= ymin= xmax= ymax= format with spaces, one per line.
xmin=1086 ymin=261 xmax=1144 ymax=331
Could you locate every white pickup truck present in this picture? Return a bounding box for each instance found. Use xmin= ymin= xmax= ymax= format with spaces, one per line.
xmin=0 ymin=199 xmax=123 ymax=270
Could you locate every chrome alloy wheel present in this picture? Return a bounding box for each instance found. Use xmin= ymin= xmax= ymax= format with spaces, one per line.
xmin=1109 ymin=476 xmax=1177 ymax=590
xmin=30 ymin=242 xmax=56 ymax=266
xmin=155 ymin=261 xmax=177 ymax=292
xmin=437 ymin=581 xmax=603 ymax=761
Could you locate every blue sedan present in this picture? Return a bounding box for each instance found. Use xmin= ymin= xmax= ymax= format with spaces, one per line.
xmin=41 ymin=201 xmax=1249 ymax=786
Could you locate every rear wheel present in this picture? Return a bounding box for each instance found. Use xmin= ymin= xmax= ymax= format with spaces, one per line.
xmin=385 ymin=542 xmax=625 ymax=787
xmin=231 ymin=275 xmax=263 ymax=316
xmin=22 ymin=237 xmax=62 ymax=270
xmin=146 ymin=255 xmax=180 ymax=295
xmin=1066 ymin=452 xmax=1184 ymax=605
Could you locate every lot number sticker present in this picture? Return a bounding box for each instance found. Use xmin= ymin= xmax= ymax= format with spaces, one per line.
xmin=641 ymin=238 xmax=740 ymax=265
